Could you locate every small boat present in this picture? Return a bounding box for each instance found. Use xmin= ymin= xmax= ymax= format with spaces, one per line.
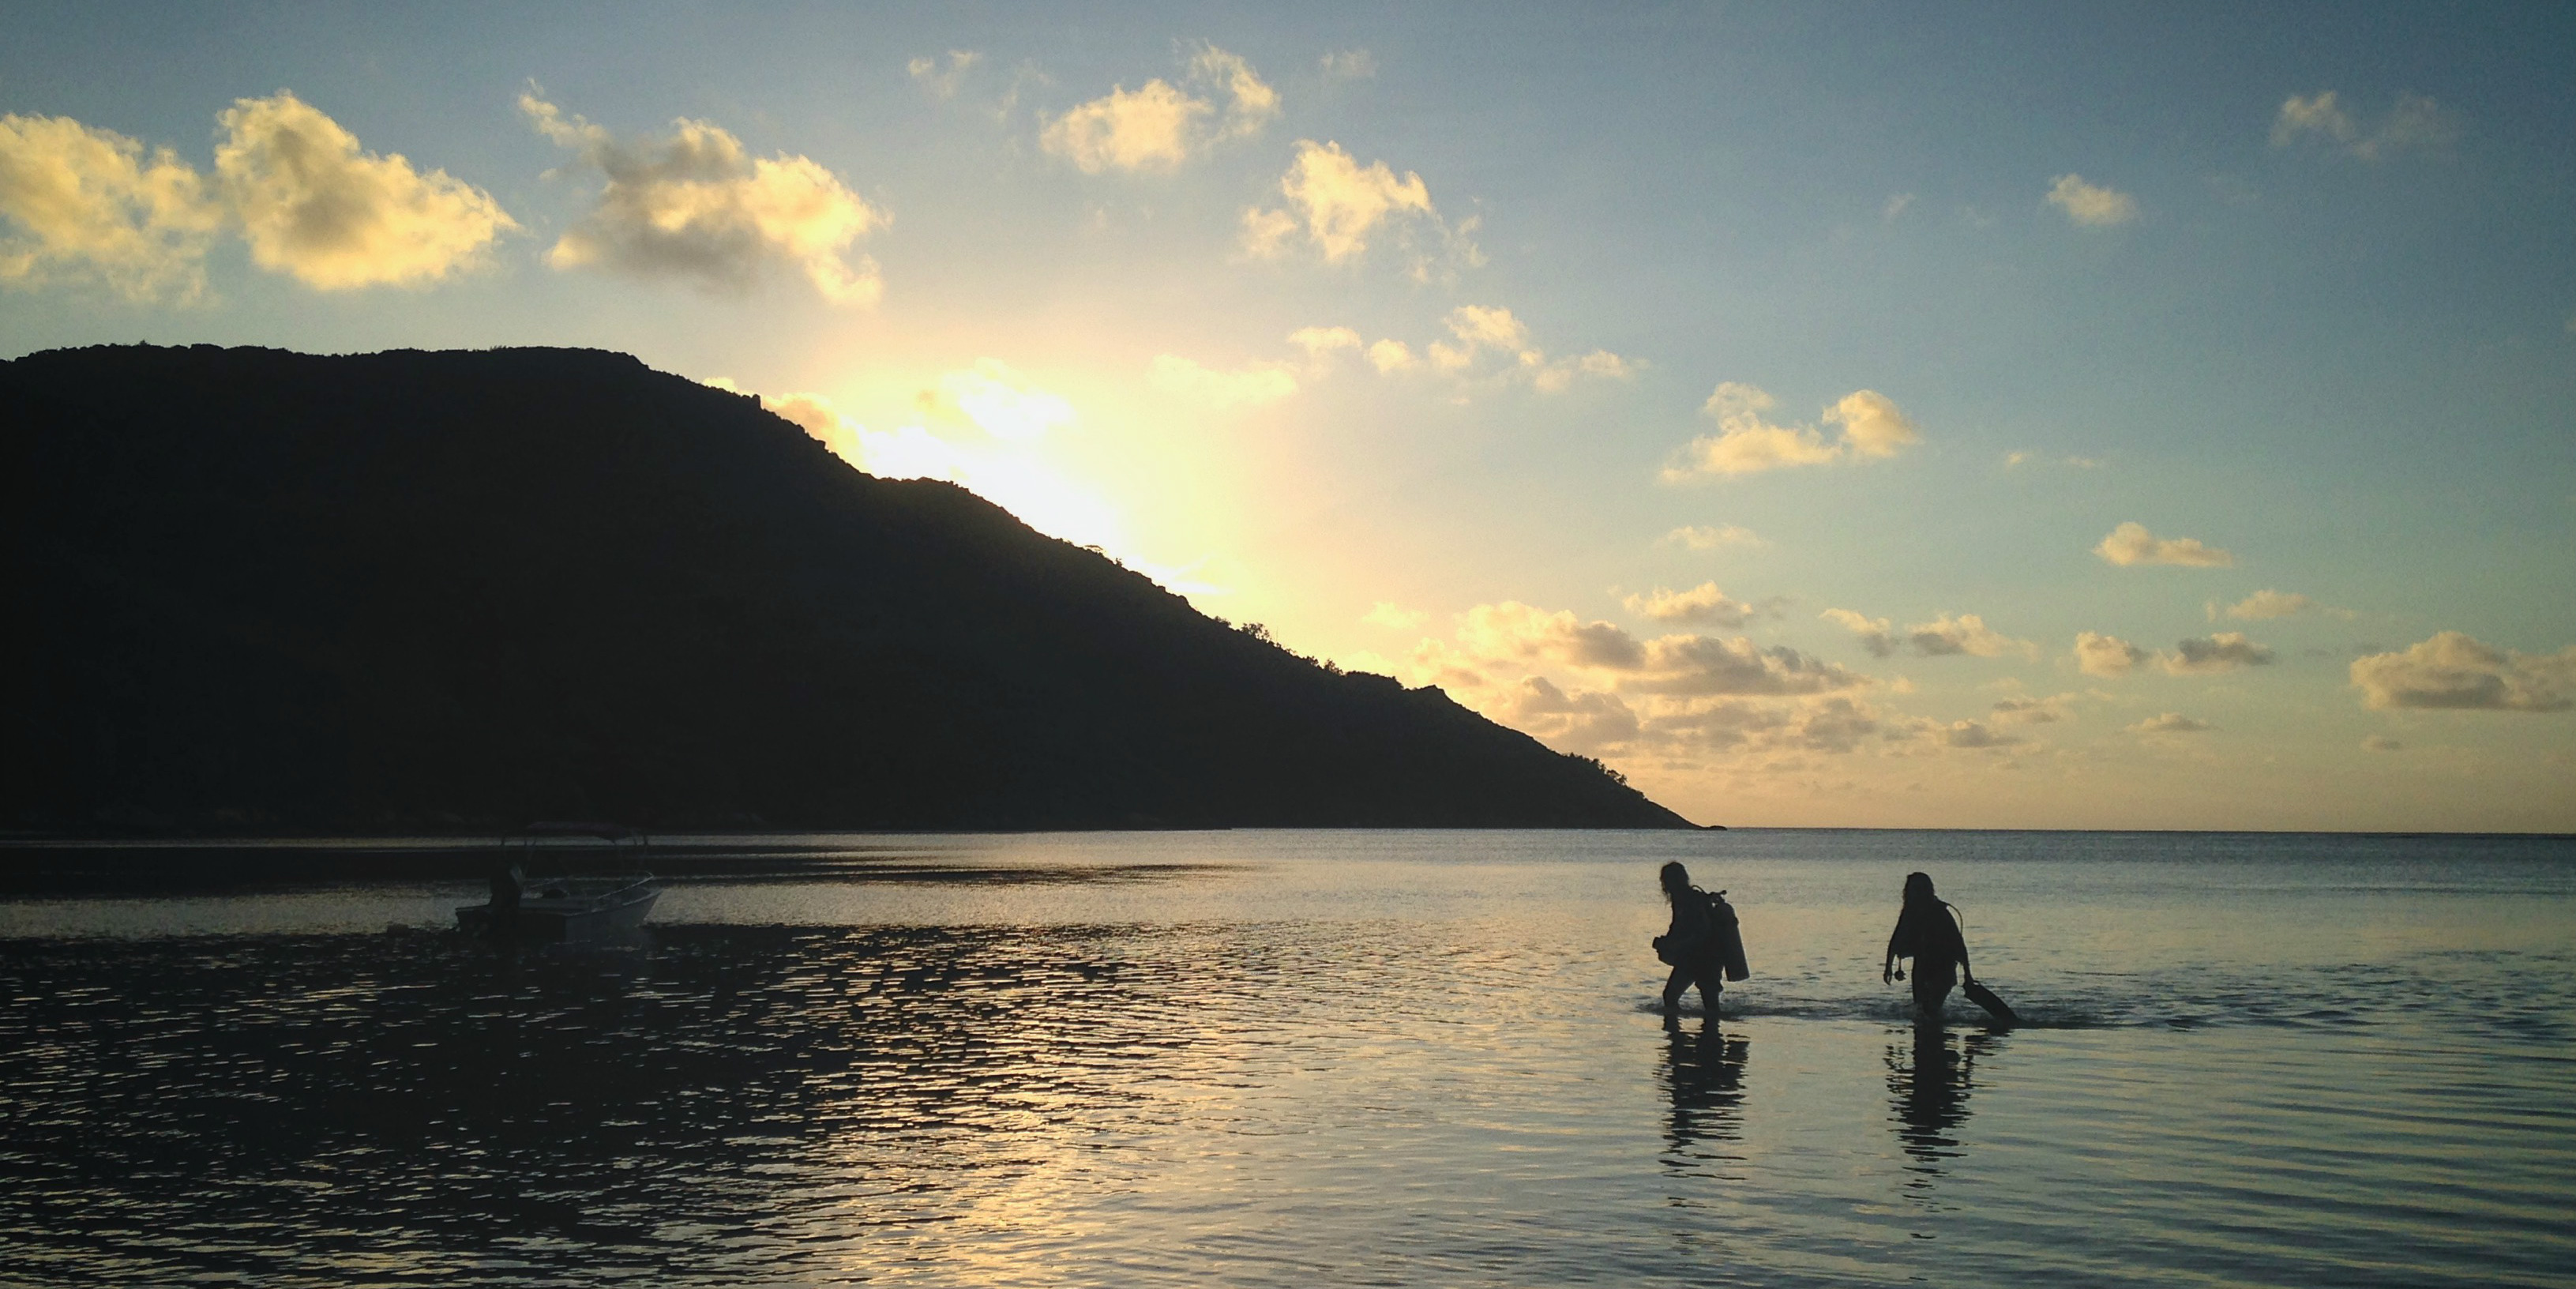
xmin=457 ymin=821 xmax=660 ymax=944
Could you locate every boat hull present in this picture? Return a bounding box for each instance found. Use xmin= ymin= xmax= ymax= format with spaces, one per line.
xmin=458 ymin=883 xmax=658 ymax=944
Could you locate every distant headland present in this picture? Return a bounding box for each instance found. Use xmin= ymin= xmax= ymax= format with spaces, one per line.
xmin=0 ymin=344 xmax=1695 ymax=833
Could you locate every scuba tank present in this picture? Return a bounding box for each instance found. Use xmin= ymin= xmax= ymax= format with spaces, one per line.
xmin=1706 ymin=889 xmax=1750 ymax=982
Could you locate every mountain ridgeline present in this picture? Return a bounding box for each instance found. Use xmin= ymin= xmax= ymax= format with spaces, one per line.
xmin=2 ymin=345 xmax=1694 ymax=832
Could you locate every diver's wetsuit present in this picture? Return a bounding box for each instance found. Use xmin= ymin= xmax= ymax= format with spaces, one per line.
xmin=1889 ymin=900 xmax=1968 ymax=1017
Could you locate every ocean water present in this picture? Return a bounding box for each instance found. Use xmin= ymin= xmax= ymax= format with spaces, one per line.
xmin=2 ymin=829 xmax=2570 ymax=1287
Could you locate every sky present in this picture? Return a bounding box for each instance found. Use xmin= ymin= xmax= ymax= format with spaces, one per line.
xmin=4 ymin=2 xmax=2572 ymax=831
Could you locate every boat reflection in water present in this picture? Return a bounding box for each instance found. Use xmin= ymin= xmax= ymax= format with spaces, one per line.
xmin=457 ymin=822 xmax=659 ymax=944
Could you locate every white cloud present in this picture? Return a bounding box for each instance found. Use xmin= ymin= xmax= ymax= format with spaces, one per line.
xmin=2074 ymin=631 xmax=2148 ymax=677
xmin=1188 ymin=45 xmax=1281 ymax=141
xmin=524 ymin=93 xmax=884 ymax=304
xmin=1823 ymin=608 xmax=1896 ymax=658
xmin=2217 ymin=589 xmax=2312 ymax=620
xmin=760 ymin=389 xmax=862 ymax=463
xmin=1883 ymin=192 xmax=1914 ymax=221
xmin=1365 ymin=338 xmax=1416 ymax=373
xmin=1624 ymin=582 xmax=1757 ymax=626
xmin=1256 ymin=139 xmax=1433 ymax=261
xmin=1239 ymin=205 xmax=1298 ymax=257
xmin=1364 ymin=601 xmax=1427 ymax=629
xmin=1042 ymin=81 xmax=1203 ymax=172
xmin=1904 ymin=613 xmax=2038 ymax=660
xmin=0 ymin=112 xmax=220 ymax=303
xmin=1369 ymin=304 xmax=1634 ymax=393
xmin=2005 ymin=450 xmax=2103 ymax=469
xmin=1662 ymin=383 xmax=1920 ymax=479
xmin=1319 ymin=50 xmax=1378 ymax=81
xmin=216 ymin=92 xmax=515 ymax=291
xmin=1148 ymin=353 xmax=1298 ymax=408
xmin=2130 ymin=712 xmax=2213 ymax=734
xmin=1660 ymin=524 xmax=1765 ymax=551
xmin=2046 ymin=174 xmax=2139 ymax=227
xmin=2350 ymin=632 xmax=2576 ymax=712
xmin=926 ymin=359 xmax=1076 ymax=441
xmin=1286 ymin=325 xmax=1361 ymax=359
xmin=2272 ymin=91 xmax=2459 ymax=160
xmin=908 ymin=51 xmax=982 ymax=100
xmin=1041 ymin=47 xmax=1275 ymax=175
xmin=2094 ymin=521 xmax=2233 ymax=567
xmin=2272 ymin=92 xmax=2356 ymax=147
xmin=2159 ymin=633 xmax=2275 ymax=675
xmin=1457 ymin=602 xmax=1648 ymax=671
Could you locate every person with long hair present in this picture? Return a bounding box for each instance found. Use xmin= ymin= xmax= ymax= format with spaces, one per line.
xmin=1655 ymin=861 xmax=1725 ymax=1016
xmin=1883 ymin=871 xmax=1973 ymax=1020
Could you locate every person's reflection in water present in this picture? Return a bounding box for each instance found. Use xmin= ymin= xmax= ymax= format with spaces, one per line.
xmin=1659 ymin=1015 xmax=1750 ymax=1170
xmin=1884 ymin=1024 xmax=2002 ymax=1192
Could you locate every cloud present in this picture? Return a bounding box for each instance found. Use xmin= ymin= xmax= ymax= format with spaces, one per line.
xmin=1365 ymin=338 xmax=1415 ymax=373
xmin=1991 ymin=693 xmax=2077 ymax=725
xmin=1253 ymin=139 xmax=1433 ymax=261
xmin=2361 ymin=735 xmax=2403 ymax=753
xmin=1660 ymin=524 xmax=1764 ymax=551
xmin=2130 ymin=712 xmax=2212 ymax=734
xmin=2074 ymin=631 xmax=2148 ymax=677
xmin=1238 ymin=205 xmax=1298 ymax=257
xmin=907 ymin=50 xmax=982 ymax=100
xmin=1320 ymin=50 xmax=1378 ymax=81
xmin=2272 ymin=91 xmax=2459 ymax=160
xmin=1044 ymin=73 xmax=1208 ymax=173
xmin=1625 ymin=582 xmax=1758 ymax=626
xmin=1364 ymin=601 xmax=1427 ymax=629
xmin=1040 ymin=46 xmax=1275 ymax=174
xmin=1823 ymin=608 xmax=1897 ymax=657
xmin=1942 ymin=720 xmax=2022 ymax=749
xmin=2350 ymin=632 xmax=2576 ymax=712
xmin=1904 ymin=613 xmax=2038 ymax=660
xmin=0 ymin=112 xmax=220 ymax=303
xmin=524 ymin=93 xmax=883 ymax=304
xmin=1458 ymin=602 xmax=1648 ymax=671
xmin=1496 ymin=677 xmax=1643 ymax=754
xmin=1148 ymin=353 xmax=1298 ymax=408
xmin=1286 ymin=325 xmax=1361 ymax=359
xmin=2160 ymin=633 xmax=2275 ymax=675
xmin=216 ymin=92 xmax=514 ymax=290
xmin=2094 ymin=521 xmax=2233 ymax=567
xmin=756 ymin=389 xmax=871 ymax=468
xmin=1364 ymin=304 xmax=1633 ymax=393
xmin=2214 ymin=588 xmax=2313 ymax=620
xmin=2046 ymin=174 xmax=2139 ymax=226
xmin=1662 ymin=383 xmax=1921 ymax=479
xmin=1451 ymin=601 xmax=1867 ymax=696
xmin=1883 ymin=193 xmax=1914 ymax=221
xmin=2005 ymin=450 xmax=2103 ymax=469
xmin=922 ymin=359 xmax=1076 ymax=440
xmin=1188 ymin=45 xmax=1281 ymax=141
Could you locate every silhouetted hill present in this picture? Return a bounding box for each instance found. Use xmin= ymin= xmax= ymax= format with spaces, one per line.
xmin=1 ymin=344 xmax=1695 ymax=832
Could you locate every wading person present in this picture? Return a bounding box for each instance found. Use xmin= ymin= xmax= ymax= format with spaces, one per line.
xmin=1883 ymin=871 xmax=1973 ymax=1020
xmin=1654 ymin=862 xmax=1744 ymax=1017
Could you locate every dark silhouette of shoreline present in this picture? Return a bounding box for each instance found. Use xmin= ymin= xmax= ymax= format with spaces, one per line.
xmin=2 ymin=344 xmax=1692 ymax=836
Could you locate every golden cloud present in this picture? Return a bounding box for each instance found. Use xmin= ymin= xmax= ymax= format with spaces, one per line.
xmin=0 ymin=112 xmax=219 ymax=303
xmin=524 ymin=93 xmax=883 ymax=305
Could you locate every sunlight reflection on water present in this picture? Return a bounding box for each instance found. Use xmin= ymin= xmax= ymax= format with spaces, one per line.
xmin=2 ymin=829 xmax=2570 ymax=1286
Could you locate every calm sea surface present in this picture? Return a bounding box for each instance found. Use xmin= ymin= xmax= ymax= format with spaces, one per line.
xmin=2 ymin=829 xmax=2570 ymax=1287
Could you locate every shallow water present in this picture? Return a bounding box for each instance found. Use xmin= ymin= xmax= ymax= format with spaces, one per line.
xmin=2 ymin=829 xmax=2570 ymax=1286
